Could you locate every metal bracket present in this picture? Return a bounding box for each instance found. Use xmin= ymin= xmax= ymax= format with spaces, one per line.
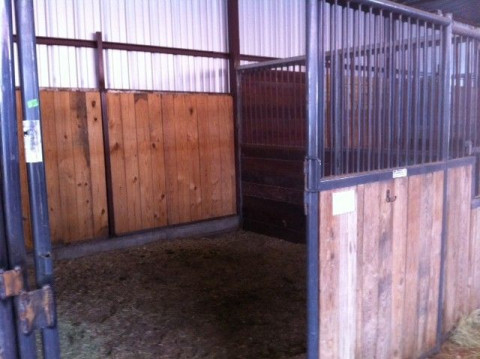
xmin=17 ymin=285 xmax=56 ymax=334
xmin=304 ymin=157 xmax=322 ymax=192
xmin=0 ymin=267 xmax=24 ymax=300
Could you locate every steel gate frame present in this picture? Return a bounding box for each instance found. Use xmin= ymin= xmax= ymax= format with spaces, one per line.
xmin=0 ymin=0 xmax=60 ymax=358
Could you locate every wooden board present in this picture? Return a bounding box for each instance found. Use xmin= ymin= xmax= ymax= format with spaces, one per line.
xmin=443 ymin=165 xmax=474 ymax=334
xmin=106 ymin=92 xmax=236 ymax=233
xmin=318 ymin=169 xmax=447 ymax=359
xmin=18 ymin=90 xmax=235 ymax=243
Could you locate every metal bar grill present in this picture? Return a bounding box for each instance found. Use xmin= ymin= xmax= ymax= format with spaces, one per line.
xmin=238 ymin=1 xmax=480 ymax=188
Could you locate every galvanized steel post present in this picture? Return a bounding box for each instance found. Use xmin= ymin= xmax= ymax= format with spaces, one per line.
xmin=306 ymin=0 xmax=321 ymax=358
xmin=14 ymin=0 xmax=61 ymax=357
xmin=0 ymin=0 xmax=38 ymax=357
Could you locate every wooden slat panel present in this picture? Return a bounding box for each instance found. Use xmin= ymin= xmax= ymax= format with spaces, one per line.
xmin=22 ymin=90 xmax=235 ymax=242
xmin=360 ymin=182 xmax=380 ymax=359
xmin=147 ymin=93 xmax=168 ymax=227
xmin=70 ymin=91 xmax=94 ymax=241
xmin=425 ymin=171 xmax=443 ymax=349
xmin=470 ymin=208 xmax=480 ymax=310
xmin=376 ymin=180 xmax=394 ymax=359
xmin=85 ymin=92 xmax=108 ymax=238
xmin=403 ymin=174 xmax=422 ymax=356
xmin=184 ymin=95 xmax=202 ymax=221
xmin=444 ymin=165 xmax=473 ymax=334
xmin=354 ymin=185 xmax=365 ymax=358
xmin=107 ymin=93 xmax=129 ymax=234
xmin=338 ymin=190 xmax=357 ymax=359
xmin=121 ymin=93 xmax=142 ymax=232
xmin=197 ymin=95 xmax=214 ymax=218
xmin=319 ymin=190 xmax=340 ymax=359
xmin=134 ymin=93 xmax=155 ymax=230
xmin=391 ymin=177 xmax=408 ymax=359
xmin=415 ymin=173 xmax=434 ymax=353
xmin=318 ymin=169 xmax=448 ymax=359
xmin=173 ymin=94 xmax=192 ymax=223
xmin=161 ymin=94 xmax=180 ymax=225
xmin=54 ymin=91 xmax=78 ymax=242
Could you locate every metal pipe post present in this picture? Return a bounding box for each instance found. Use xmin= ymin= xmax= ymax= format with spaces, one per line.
xmin=306 ymin=0 xmax=321 ymax=358
xmin=14 ymin=0 xmax=60 ymax=357
xmin=0 ymin=0 xmax=38 ymax=357
xmin=437 ymin=13 xmax=453 ymax=345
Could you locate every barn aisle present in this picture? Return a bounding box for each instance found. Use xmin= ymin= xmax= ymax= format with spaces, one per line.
xmin=53 ymin=231 xmax=306 ymax=359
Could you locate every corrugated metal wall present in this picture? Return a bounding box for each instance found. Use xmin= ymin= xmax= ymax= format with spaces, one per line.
xmin=239 ymin=0 xmax=305 ymax=58
xmin=12 ymin=0 xmax=305 ymax=92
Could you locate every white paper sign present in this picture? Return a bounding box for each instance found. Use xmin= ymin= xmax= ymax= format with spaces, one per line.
xmin=392 ymin=168 xmax=407 ymax=178
xmin=332 ymin=189 xmax=355 ymax=216
xmin=23 ymin=120 xmax=43 ymax=163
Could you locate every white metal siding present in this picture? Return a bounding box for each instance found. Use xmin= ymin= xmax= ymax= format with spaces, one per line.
xmin=239 ymin=0 xmax=306 ymax=58
xmin=13 ymin=0 xmax=304 ymax=91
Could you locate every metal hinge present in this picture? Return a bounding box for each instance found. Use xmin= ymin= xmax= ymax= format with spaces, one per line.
xmin=304 ymin=157 xmax=322 ymax=216
xmin=0 ymin=267 xmax=56 ymax=334
xmin=17 ymin=286 xmax=55 ymax=334
xmin=0 ymin=267 xmax=24 ymax=300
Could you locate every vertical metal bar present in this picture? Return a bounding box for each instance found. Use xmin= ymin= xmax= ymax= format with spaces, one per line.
xmin=397 ymin=16 xmax=404 ymax=167
xmin=377 ymin=10 xmax=384 ymax=169
xmin=330 ymin=4 xmax=335 ymax=174
xmin=464 ymin=38 xmax=471 ymax=156
xmin=436 ymin=26 xmax=443 ymax=161
xmin=94 ymin=32 xmax=116 ymax=238
xmin=337 ymin=1 xmax=343 ymax=175
xmin=414 ymin=19 xmax=421 ymax=164
xmin=429 ymin=25 xmax=435 ymax=162
xmin=453 ymin=36 xmax=460 ymax=157
xmin=0 ymin=0 xmax=24 ymax=356
xmin=345 ymin=2 xmax=351 ymax=174
xmin=0 ymin=203 xmax=18 ymax=359
xmin=367 ymin=8 xmax=373 ymax=171
xmin=14 ymin=0 xmax=60 ymax=357
xmin=373 ymin=12 xmax=379 ymax=169
xmin=422 ymin=22 xmax=428 ymax=164
xmin=306 ymin=0 xmax=320 ymax=358
xmin=387 ymin=12 xmax=394 ymax=168
xmin=406 ymin=17 xmax=413 ymax=165
xmin=358 ymin=6 xmax=366 ymax=172
xmin=437 ymin=13 xmax=453 ymax=347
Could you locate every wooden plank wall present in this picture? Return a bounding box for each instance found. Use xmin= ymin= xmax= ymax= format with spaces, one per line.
xmin=18 ymin=90 xmax=236 ymax=244
xmin=319 ymin=170 xmax=444 ymax=359
xmin=106 ymin=92 xmax=236 ymax=235
xmin=443 ymin=165 xmax=480 ymax=334
xmin=18 ymin=90 xmax=109 ymax=245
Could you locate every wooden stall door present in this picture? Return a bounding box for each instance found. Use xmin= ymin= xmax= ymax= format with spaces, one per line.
xmin=319 ymin=171 xmax=443 ymax=359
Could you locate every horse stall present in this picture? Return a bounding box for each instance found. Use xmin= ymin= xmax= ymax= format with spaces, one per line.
xmin=239 ymin=0 xmax=480 ymax=358
xmin=1 ymin=0 xmax=480 ymax=358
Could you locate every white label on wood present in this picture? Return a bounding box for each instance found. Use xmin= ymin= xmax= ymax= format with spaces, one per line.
xmin=392 ymin=168 xmax=407 ymax=178
xmin=332 ymin=189 xmax=355 ymax=216
xmin=23 ymin=120 xmax=43 ymax=163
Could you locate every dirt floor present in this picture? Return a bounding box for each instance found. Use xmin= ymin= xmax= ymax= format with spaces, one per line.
xmin=54 ymin=231 xmax=307 ymax=359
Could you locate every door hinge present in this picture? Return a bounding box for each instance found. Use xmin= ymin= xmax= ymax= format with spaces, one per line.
xmin=17 ymin=286 xmax=56 ymax=334
xmin=0 ymin=267 xmax=24 ymax=300
xmin=0 ymin=267 xmax=56 ymax=334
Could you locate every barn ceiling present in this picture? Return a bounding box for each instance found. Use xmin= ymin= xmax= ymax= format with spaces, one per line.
xmin=395 ymin=0 xmax=480 ymax=26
